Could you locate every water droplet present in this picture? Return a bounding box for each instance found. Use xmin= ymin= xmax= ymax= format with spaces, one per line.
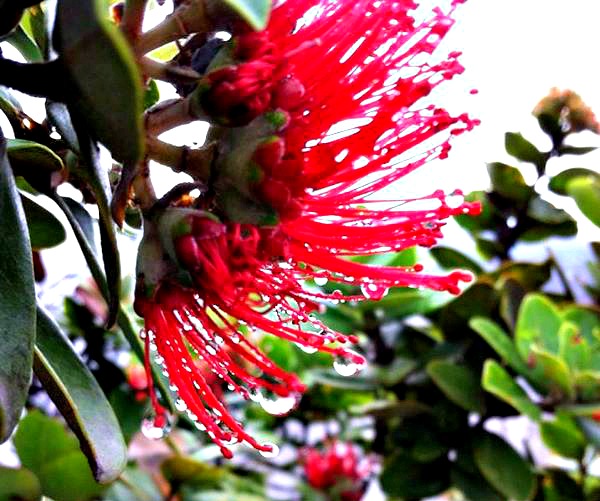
xmin=139 ymin=329 xmax=147 ymax=340
xmin=333 ymin=352 xmax=366 ymax=377
xmin=314 ymin=276 xmax=328 ymax=286
xmin=214 ymin=335 xmax=225 ymax=345
xmin=149 ymin=342 xmax=158 ymax=352
xmin=141 ymin=412 xmax=172 ymax=440
xmin=258 ymin=392 xmax=300 ymax=416
xmin=360 ymin=282 xmax=389 ymax=300
xmin=296 ymin=342 xmax=318 ymax=354
xmin=259 ymin=442 xmax=280 ymax=458
xmin=175 ymin=398 xmax=188 ymax=412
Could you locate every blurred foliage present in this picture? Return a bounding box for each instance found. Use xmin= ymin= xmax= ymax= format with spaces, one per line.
xmin=1 ymin=1 xmax=600 ymax=500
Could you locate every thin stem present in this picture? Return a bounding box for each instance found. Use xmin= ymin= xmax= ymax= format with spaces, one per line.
xmin=133 ymin=160 xmax=158 ymax=211
xmin=146 ymin=135 xmax=213 ymax=182
xmin=135 ymin=0 xmax=210 ymax=55
xmin=145 ymin=97 xmax=200 ymax=136
xmin=122 ymin=0 xmax=148 ymax=42
xmin=550 ymin=251 xmax=576 ymax=301
xmin=139 ymin=57 xmax=201 ymax=86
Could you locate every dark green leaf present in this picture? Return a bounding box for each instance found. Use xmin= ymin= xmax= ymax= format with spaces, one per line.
xmin=520 ymin=220 xmax=577 ymax=242
xmin=222 ymin=0 xmax=271 ymax=30
xmin=104 ymin=468 xmax=162 ymax=501
xmin=487 ymin=162 xmax=531 ymax=202
xmin=567 ymin=175 xmax=600 ymax=227
xmin=451 ymin=466 xmax=503 ymax=501
xmin=20 ymin=193 xmax=66 ymax=249
xmin=0 ymin=466 xmax=41 ymax=501
xmin=46 ymin=101 xmax=80 ymax=152
xmin=4 ymin=25 xmax=43 ymax=62
xmin=549 ymin=168 xmax=600 ymax=195
xmin=358 ymin=287 xmax=454 ymax=317
xmin=430 ymin=247 xmax=483 ymax=274
xmin=7 ymin=138 xmax=64 ymax=192
xmin=505 ymin=132 xmax=545 ymax=166
xmin=427 ymin=360 xmax=485 ymax=412
xmin=13 ymin=411 xmax=105 ymax=501
xmin=482 ymin=360 xmax=541 ymax=420
xmin=540 ymin=414 xmax=585 ymax=459
xmin=473 ymin=431 xmax=536 ymax=501
xmin=62 ymin=197 xmax=97 ymax=253
xmin=55 ymin=0 xmax=144 ymax=163
xmin=0 ymin=132 xmax=35 ymax=443
xmin=558 ymin=145 xmax=597 ymax=156
xmin=34 ymin=307 xmax=127 ymax=483
xmin=455 ymin=191 xmax=497 ymax=232
xmin=381 ymin=452 xmax=449 ymax=498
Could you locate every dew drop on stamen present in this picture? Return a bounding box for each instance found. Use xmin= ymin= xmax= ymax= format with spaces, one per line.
xmin=259 ymin=442 xmax=280 ymax=458
xmin=295 ymin=342 xmax=318 ymax=354
xmin=141 ymin=412 xmax=172 ymax=440
xmin=258 ymin=392 xmax=300 ymax=416
xmin=360 ymin=282 xmax=389 ymax=300
xmin=175 ymin=398 xmax=188 ymax=412
xmin=314 ymin=276 xmax=328 ymax=286
xmin=333 ymin=352 xmax=366 ymax=377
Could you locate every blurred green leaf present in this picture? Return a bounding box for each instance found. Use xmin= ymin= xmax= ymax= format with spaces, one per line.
xmin=549 ymin=168 xmax=600 ymax=195
xmin=520 ymin=220 xmax=577 ymax=242
xmin=62 ymin=197 xmax=97 ymax=253
xmin=487 ymin=162 xmax=531 ymax=202
xmin=482 ymin=360 xmax=541 ymax=421
xmin=162 ymin=456 xmax=226 ymax=489
xmin=144 ymin=78 xmax=160 ymax=110
xmin=7 ymin=138 xmax=64 ymax=192
xmin=20 ymin=193 xmax=66 ymax=249
xmin=0 ymin=132 xmax=35 ymax=443
xmin=0 ymin=466 xmax=41 ymax=501
xmin=381 ymin=452 xmax=449 ymax=498
xmin=558 ymin=322 xmax=591 ymax=372
xmin=455 ymin=191 xmax=497 ymax=232
xmin=540 ymin=414 xmax=585 ymax=459
xmin=222 ymin=0 xmax=272 ymax=30
xmin=360 ymin=287 xmax=455 ymax=318
xmin=558 ymin=145 xmax=597 ymax=155
xmin=505 ymin=132 xmax=545 ymax=167
xmin=108 ymin=387 xmax=147 ymax=443
xmin=55 ymin=0 xmax=144 ymax=164
xmin=46 ymin=101 xmax=80 ymax=152
xmin=4 ymin=25 xmax=43 ymax=61
xmin=430 ymin=247 xmax=483 ymax=274
xmin=34 ymin=307 xmax=127 ymax=483
xmin=473 ymin=431 xmax=536 ymax=501
xmin=451 ymin=466 xmax=503 ymax=501
xmin=427 ymin=360 xmax=485 ymax=412
xmin=14 ymin=411 xmax=105 ymax=501
xmin=531 ymin=346 xmax=574 ymax=399
xmin=20 ymin=5 xmax=47 ymax=57
xmin=566 ymin=175 xmax=600 ymax=227
xmin=515 ymin=294 xmax=562 ymax=357
xmin=527 ymin=196 xmax=573 ymax=224
xmin=104 ymin=468 xmax=162 ymax=501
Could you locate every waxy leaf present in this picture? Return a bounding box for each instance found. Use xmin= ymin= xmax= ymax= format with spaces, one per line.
xmin=55 ymin=0 xmax=144 ymax=164
xmin=482 ymin=360 xmax=541 ymax=421
xmin=0 ymin=132 xmax=35 ymax=443
xmin=427 ymin=360 xmax=485 ymax=413
xmin=473 ymin=431 xmax=536 ymax=501
xmin=14 ymin=411 xmax=105 ymax=500
xmin=222 ymin=0 xmax=271 ymax=30
xmin=33 ymin=307 xmax=127 ymax=483
xmin=20 ymin=193 xmax=66 ymax=249
xmin=7 ymin=138 xmax=64 ymax=192
xmin=567 ymin=175 xmax=600 ymax=227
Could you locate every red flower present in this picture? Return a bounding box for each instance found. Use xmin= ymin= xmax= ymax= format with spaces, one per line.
xmin=302 ymin=442 xmax=375 ymax=501
xmin=135 ymin=0 xmax=479 ymax=458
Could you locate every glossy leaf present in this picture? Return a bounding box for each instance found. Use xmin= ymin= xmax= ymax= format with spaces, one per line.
xmin=427 ymin=360 xmax=485 ymax=412
xmin=55 ymin=0 xmax=144 ymax=164
xmin=0 ymin=466 xmax=41 ymax=501
xmin=567 ymin=175 xmax=600 ymax=227
xmin=0 ymin=132 xmax=35 ymax=443
xmin=549 ymin=168 xmax=600 ymax=195
xmin=482 ymin=360 xmax=541 ymax=421
xmin=540 ymin=414 xmax=585 ymax=459
xmin=34 ymin=307 xmax=127 ymax=483
xmin=222 ymin=0 xmax=271 ymax=30
xmin=505 ymin=132 xmax=545 ymax=166
xmin=473 ymin=431 xmax=536 ymax=501
xmin=7 ymin=138 xmax=64 ymax=192
xmin=13 ymin=411 xmax=104 ymax=501
xmin=20 ymin=193 xmax=66 ymax=249
xmin=46 ymin=101 xmax=80 ymax=152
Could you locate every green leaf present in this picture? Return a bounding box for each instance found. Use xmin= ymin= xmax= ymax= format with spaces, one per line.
xmin=558 ymin=322 xmax=591 ymax=372
xmin=381 ymin=452 xmax=449 ymax=498
xmin=430 ymin=247 xmax=483 ymax=274
xmin=527 ymin=196 xmax=573 ymax=224
xmin=66 ymin=128 xmax=121 ymax=327
xmin=482 ymin=360 xmax=541 ymax=421
xmin=7 ymin=138 xmax=64 ymax=192
xmin=540 ymin=414 xmax=585 ymax=459
xmin=222 ymin=0 xmax=271 ymax=30
xmin=549 ymin=168 xmax=600 ymax=195
xmin=469 ymin=317 xmax=529 ymax=375
xmin=14 ymin=411 xmax=105 ymax=501
xmin=557 ymin=145 xmax=598 ymax=156
xmin=505 ymin=132 xmax=545 ymax=166
xmin=4 ymin=25 xmax=43 ymax=62
xmin=62 ymin=197 xmax=97 ymax=254
xmin=144 ymin=78 xmax=160 ymax=110
xmin=0 ymin=132 xmax=35 ymax=443
xmin=515 ymin=294 xmax=562 ymax=357
xmin=487 ymin=162 xmax=531 ymax=202
xmin=33 ymin=307 xmax=127 ymax=483
xmin=20 ymin=193 xmax=66 ymax=249
xmin=455 ymin=191 xmax=497 ymax=232
xmin=55 ymin=0 xmax=144 ymax=164
xmin=473 ymin=431 xmax=536 ymax=501
xmin=358 ymin=287 xmax=455 ymax=317
xmin=566 ymin=175 xmax=600 ymax=227
xmin=426 ymin=360 xmax=485 ymax=412
xmin=20 ymin=5 xmax=47 ymax=57
xmin=451 ymin=466 xmax=503 ymax=501
xmin=0 ymin=466 xmax=41 ymax=501
xmin=531 ymin=346 xmax=575 ymax=399
xmin=104 ymin=468 xmax=162 ymax=501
